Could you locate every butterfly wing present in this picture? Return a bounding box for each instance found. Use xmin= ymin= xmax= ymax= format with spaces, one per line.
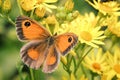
xmin=20 ymin=40 xmax=48 ymax=69
xmin=42 ymin=33 xmax=78 ymax=73
xmin=55 ymin=33 xmax=78 ymax=56
xmin=15 ymin=16 xmax=50 ymax=41
xmin=42 ymin=45 xmax=60 ymax=73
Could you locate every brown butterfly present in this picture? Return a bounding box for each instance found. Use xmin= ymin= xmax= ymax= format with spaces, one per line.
xmin=15 ymin=16 xmax=78 ymax=73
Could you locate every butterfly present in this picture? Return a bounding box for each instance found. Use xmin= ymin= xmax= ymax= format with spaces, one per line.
xmin=15 ymin=16 xmax=78 ymax=73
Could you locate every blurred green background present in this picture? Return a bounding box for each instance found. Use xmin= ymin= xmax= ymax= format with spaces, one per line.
xmin=0 ymin=0 xmax=95 ymax=80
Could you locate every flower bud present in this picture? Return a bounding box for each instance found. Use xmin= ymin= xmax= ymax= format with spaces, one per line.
xmin=45 ymin=15 xmax=57 ymax=24
xmin=70 ymin=73 xmax=76 ymax=80
xmin=2 ymin=0 xmax=11 ymax=13
xmin=65 ymin=0 xmax=74 ymax=11
xmin=35 ymin=7 xmax=46 ymax=18
xmin=61 ymin=56 xmax=67 ymax=65
xmin=20 ymin=0 xmax=37 ymax=11
xmin=70 ymin=50 xmax=76 ymax=56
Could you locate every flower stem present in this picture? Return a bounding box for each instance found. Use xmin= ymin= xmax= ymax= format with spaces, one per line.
xmin=17 ymin=0 xmax=23 ymax=15
xmin=30 ymin=68 xmax=35 ymax=80
xmin=74 ymin=47 xmax=93 ymax=75
xmin=7 ymin=16 xmax=15 ymax=26
xmin=0 ymin=13 xmax=15 ymax=26
xmin=30 ymin=9 xmax=35 ymax=18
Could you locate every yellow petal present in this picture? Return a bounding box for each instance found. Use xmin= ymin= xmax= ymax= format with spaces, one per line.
xmin=70 ymin=73 xmax=76 ymax=80
xmin=44 ymin=0 xmax=57 ymax=3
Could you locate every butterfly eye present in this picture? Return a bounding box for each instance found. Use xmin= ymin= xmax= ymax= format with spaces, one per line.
xmin=24 ymin=21 xmax=31 ymax=27
xmin=68 ymin=37 xmax=72 ymax=43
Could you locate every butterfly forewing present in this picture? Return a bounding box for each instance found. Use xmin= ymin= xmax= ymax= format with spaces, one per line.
xmin=16 ymin=16 xmax=50 ymax=41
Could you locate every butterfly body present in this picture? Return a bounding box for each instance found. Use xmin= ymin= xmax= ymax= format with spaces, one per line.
xmin=15 ymin=16 xmax=78 ymax=73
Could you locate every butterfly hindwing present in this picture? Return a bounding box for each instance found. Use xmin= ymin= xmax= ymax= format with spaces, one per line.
xmin=20 ymin=40 xmax=48 ymax=69
xmin=16 ymin=16 xmax=50 ymax=41
xmin=42 ymin=45 xmax=60 ymax=73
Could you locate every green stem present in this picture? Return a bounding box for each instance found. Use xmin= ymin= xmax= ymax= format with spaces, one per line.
xmin=62 ymin=54 xmax=73 ymax=75
xmin=30 ymin=68 xmax=35 ymax=80
xmin=0 ymin=13 xmax=15 ymax=26
xmin=73 ymin=57 xmax=76 ymax=69
xmin=30 ymin=9 xmax=35 ymax=18
xmin=18 ymin=67 xmax=23 ymax=80
xmin=16 ymin=61 xmax=24 ymax=80
xmin=7 ymin=16 xmax=15 ymax=26
xmin=17 ymin=0 xmax=23 ymax=15
xmin=74 ymin=47 xmax=93 ymax=75
xmin=62 ymin=63 xmax=71 ymax=75
xmin=68 ymin=55 xmax=73 ymax=68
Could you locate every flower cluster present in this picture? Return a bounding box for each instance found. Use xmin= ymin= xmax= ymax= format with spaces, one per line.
xmin=59 ymin=12 xmax=106 ymax=48
xmin=83 ymin=46 xmax=120 ymax=80
xmin=20 ymin=0 xmax=57 ymax=17
xmin=2 ymin=0 xmax=120 ymax=80
xmin=86 ymin=0 xmax=120 ymax=16
xmin=0 ymin=0 xmax=11 ymax=13
xmin=17 ymin=0 xmax=120 ymax=79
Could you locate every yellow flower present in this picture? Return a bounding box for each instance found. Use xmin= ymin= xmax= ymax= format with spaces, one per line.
xmin=70 ymin=73 xmax=76 ymax=80
xmin=83 ymin=48 xmax=108 ymax=74
xmin=20 ymin=0 xmax=57 ymax=17
xmin=69 ymin=50 xmax=76 ymax=57
xmin=58 ymin=12 xmax=105 ymax=48
xmin=61 ymin=56 xmax=67 ymax=65
xmin=35 ymin=0 xmax=57 ymax=14
xmin=74 ymin=13 xmax=105 ymax=48
xmin=79 ymin=75 xmax=88 ymax=80
xmin=105 ymin=47 xmax=120 ymax=80
xmin=101 ymin=75 xmax=108 ymax=80
xmin=35 ymin=0 xmax=57 ymax=17
xmin=62 ymin=76 xmax=67 ymax=80
xmin=86 ymin=0 xmax=120 ymax=16
xmin=107 ymin=15 xmax=120 ymax=37
xmin=35 ymin=6 xmax=46 ymax=18
xmin=2 ymin=0 xmax=11 ymax=13
xmin=45 ymin=15 xmax=57 ymax=24
xmin=65 ymin=0 xmax=74 ymax=11
xmin=20 ymin=0 xmax=37 ymax=11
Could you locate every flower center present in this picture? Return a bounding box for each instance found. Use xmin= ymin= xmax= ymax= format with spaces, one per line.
xmin=92 ymin=63 xmax=101 ymax=71
xmin=80 ymin=31 xmax=92 ymax=41
xmin=113 ymin=64 xmax=120 ymax=74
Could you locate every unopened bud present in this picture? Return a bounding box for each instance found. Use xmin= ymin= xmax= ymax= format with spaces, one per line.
xmin=70 ymin=73 xmax=76 ymax=80
xmin=20 ymin=0 xmax=37 ymax=11
xmin=45 ymin=15 xmax=57 ymax=24
xmin=61 ymin=56 xmax=67 ymax=65
xmin=65 ymin=0 xmax=74 ymax=11
xmin=2 ymin=0 xmax=11 ymax=13
xmin=35 ymin=7 xmax=46 ymax=18
xmin=70 ymin=50 xmax=76 ymax=56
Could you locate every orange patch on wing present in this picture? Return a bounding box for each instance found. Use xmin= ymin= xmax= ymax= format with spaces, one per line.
xmin=47 ymin=56 xmax=56 ymax=65
xmin=28 ymin=49 xmax=39 ymax=60
xmin=57 ymin=36 xmax=73 ymax=53
xmin=22 ymin=20 xmax=44 ymax=40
